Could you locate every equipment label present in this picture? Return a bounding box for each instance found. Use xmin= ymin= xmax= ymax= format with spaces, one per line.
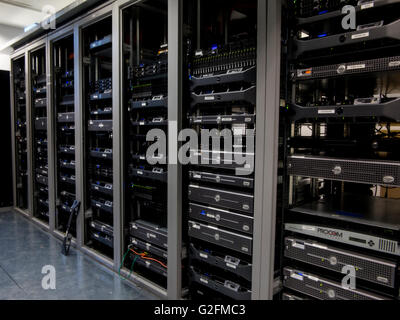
xmin=347 ymin=64 xmax=366 ymax=70
xmin=389 ymin=61 xmax=400 ymax=67
xmin=318 ymin=109 xmax=335 ymax=114
xmin=290 ymin=273 xmax=303 ymax=281
xmin=361 ymin=2 xmax=374 ymax=10
xmin=352 ymin=32 xmax=369 ymax=40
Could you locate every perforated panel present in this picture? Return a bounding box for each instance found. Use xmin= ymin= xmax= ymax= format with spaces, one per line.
xmin=295 ymin=56 xmax=400 ymax=80
xmin=283 ymin=268 xmax=388 ymax=300
xmin=287 ymin=155 xmax=400 ymax=186
xmin=284 ymin=238 xmax=397 ymax=288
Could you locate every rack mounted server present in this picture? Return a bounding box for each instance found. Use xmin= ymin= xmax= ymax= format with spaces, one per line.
xmin=122 ymin=1 xmax=170 ymax=289
xmin=184 ymin=0 xmax=257 ymax=300
xmin=12 ymin=56 xmax=28 ymax=211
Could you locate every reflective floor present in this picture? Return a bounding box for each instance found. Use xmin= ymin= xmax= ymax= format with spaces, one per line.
xmin=0 ymin=211 xmax=159 ymax=300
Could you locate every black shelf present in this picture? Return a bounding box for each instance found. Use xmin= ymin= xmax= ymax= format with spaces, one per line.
xmin=289 ymin=194 xmax=400 ymax=231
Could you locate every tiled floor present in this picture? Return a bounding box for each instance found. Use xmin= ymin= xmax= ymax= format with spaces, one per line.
xmin=0 ymin=211 xmax=159 ymax=300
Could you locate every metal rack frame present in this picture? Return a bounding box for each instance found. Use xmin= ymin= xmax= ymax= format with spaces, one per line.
xmin=10 ymin=50 xmax=28 ymax=217
xmin=48 ymin=24 xmax=76 ymax=242
xmin=26 ymin=37 xmax=49 ymax=231
xmin=8 ymin=0 xmax=282 ymax=300
xmin=74 ymin=2 xmax=115 ymax=271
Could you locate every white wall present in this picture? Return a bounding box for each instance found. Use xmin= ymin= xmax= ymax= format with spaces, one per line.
xmin=0 ymin=53 xmax=11 ymax=71
xmin=0 ymin=23 xmax=24 ymax=71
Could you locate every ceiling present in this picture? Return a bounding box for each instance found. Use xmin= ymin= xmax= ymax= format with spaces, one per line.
xmin=0 ymin=0 xmax=77 ymax=29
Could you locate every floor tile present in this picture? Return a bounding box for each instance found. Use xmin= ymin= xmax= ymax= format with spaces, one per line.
xmin=0 ymin=211 xmax=159 ymax=300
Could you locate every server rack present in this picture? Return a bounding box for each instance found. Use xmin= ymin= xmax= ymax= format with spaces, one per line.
xmin=79 ymin=13 xmax=115 ymax=260
xmin=121 ymin=0 xmax=170 ymax=290
xmin=30 ymin=44 xmax=50 ymax=225
xmin=181 ymin=0 xmax=258 ymax=300
xmin=51 ymin=33 xmax=76 ymax=236
xmin=280 ymin=0 xmax=400 ymax=300
xmin=11 ymin=55 xmax=28 ymax=211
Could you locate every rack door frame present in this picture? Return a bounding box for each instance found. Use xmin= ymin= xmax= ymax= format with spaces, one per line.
xmin=73 ymin=2 xmax=115 ymax=270
xmin=26 ymin=37 xmax=50 ymax=231
xmin=48 ymin=24 xmax=76 ymax=242
xmin=10 ymin=50 xmax=29 ymax=217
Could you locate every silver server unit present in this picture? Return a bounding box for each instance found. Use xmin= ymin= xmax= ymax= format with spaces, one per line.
xmin=284 ymin=237 xmax=397 ymax=288
xmin=285 ymin=223 xmax=400 ymax=257
xmin=188 ymin=220 xmax=252 ymax=255
xmin=283 ymin=267 xmax=389 ymax=300
xmin=287 ymin=155 xmax=400 ymax=187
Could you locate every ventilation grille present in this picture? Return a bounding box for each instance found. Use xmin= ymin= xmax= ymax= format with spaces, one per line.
xmin=284 ymin=238 xmax=396 ymax=288
xmin=287 ymin=156 xmax=400 ymax=187
xmin=379 ymin=239 xmax=398 ymax=254
xmin=283 ymin=267 xmax=387 ymax=300
xmin=294 ymin=56 xmax=400 ymax=80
